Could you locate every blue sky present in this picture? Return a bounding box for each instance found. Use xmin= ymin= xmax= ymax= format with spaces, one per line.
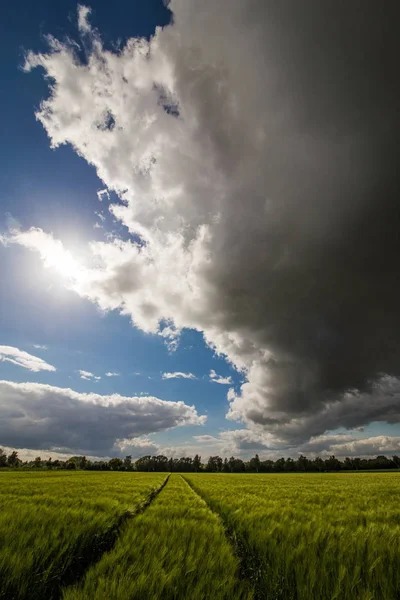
xmin=1 ymin=1 xmax=399 ymax=461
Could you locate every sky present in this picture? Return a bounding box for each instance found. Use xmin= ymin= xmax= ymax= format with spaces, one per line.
xmin=1 ymin=0 xmax=400 ymax=462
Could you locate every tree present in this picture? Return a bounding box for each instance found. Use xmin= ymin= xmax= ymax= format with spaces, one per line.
xmin=124 ymin=455 xmax=133 ymax=471
xmin=249 ymin=454 xmax=261 ymax=473
xmin=297 ymin=455 xmax=310 ymax=472
xmin=193 ymin=454 xmax=202 ymax=472
xmin=393 ymin=455 xmax=400 ymax=469
xmin=325 ymin=455 xmax=341 ymax=471
xmin=109 ymin=458 xmax=124 ymax=471
xmin=284 ymin=457 xmax=295 ymax=472
xmin=0 ymin=448 xmax=7 ymax=467
xmin=7 ymin=451 xmax=20 ymax=467
xmin=34 ymin=456 xmax=42 ymax=468
xmin=260 ymin=459 xmax=274 ymax=472
xmin=312 ymin=457 xmax=325 ymax=472
xmin=274 ymin=457 xmax=286 ymax=472
xmin=206 ymin=456 xmax=223 ymax=472
xmin=343 ymin=457 xmax=354 ymax=470
xmin=153 ymin=455 xmax=169 ymax=471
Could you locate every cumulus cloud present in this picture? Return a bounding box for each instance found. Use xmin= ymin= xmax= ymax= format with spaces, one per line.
xmin=105 ymin=371 xmax=119 ymax=377
xmin=162 ymin=371 xmax=196 ymax=380
xmin=209 ymin=370 xmax=232 ymax=385
xmin=208 ymin=430 xmax=400 ymax=460
xmin=0 ymin=380 xmax=206 ymax=455
xmin=0 ymin=346 xmax=55 ymax=372
xmin=193 ymin=435 xmax=219 ymax=443
xmin=9 ymin=1 xmax=400 ymax=446
xmin=78 ymin=370 xmax=101 ymax=381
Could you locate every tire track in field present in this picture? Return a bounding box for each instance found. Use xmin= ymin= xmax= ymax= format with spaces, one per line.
xmin=52 ymin=474 xmax=170 ymax=600
xmin=181 ymin=475 xmax=269 ymax=600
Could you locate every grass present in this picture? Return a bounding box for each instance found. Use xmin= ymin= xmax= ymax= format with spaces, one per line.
xmin=2 ymin=471 xmax=400 ymax=599
xmin=184 ymin=472 xmax=400 ymax=600
xmin=0 ymin=471 xmax=166 ymax=600
xmin=63 ymin=474 xmax=252 ymax=600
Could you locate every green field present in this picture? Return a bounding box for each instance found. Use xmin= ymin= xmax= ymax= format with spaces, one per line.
xmin=1 ymin=471 xmax=400 ymax=599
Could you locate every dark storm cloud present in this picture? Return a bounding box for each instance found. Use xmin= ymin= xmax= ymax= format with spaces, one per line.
xmin=201 ymin=0 xmax=400 ymax=424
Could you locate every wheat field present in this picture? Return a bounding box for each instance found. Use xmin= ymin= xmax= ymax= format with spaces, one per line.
xmin=1 ymin=471 xmax=400 ymax=599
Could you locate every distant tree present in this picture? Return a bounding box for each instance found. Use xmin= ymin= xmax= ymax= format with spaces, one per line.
xmin=124 ymin=455 xmax=133 ymax=471
xmin=274 ymin=457 xmax=286 ymax=472
xmin=34 ymin=456 xmax=42 ymax=468
xmin=297 ymin=455 xmax=310 ymax=472
xmin=135 ymin=456 xmax=152 ymax=471
xmin=65 ymin=456 xmax=88 ymax=469
xmin=260 ymin=459 xmax=274 ymax=473
xmin=206 ymin=456 xmax=223 ymax=472
xmin=249 ymin=454 xmax=261 ymax=473
xmin=371 ymin=455 xmax=394 ymax=470
xmin=312 ymin=457 xmax=325 ymax=472
xmin=109 ymin=458 xmax=124 ymax=471
xmin=343 ymin=457 xmax=354 ymax=470
xmin=325 ymin=455 xmax=341 ymax=471
xmin=228 ymin=456 xmax=245 ymax=473
xmin=193 ymin=454 xmax=202 ymax=472
xmin=46 ymin=457 xmax=53 ymax=469
xmin=154 ymin=455 xmax=169 ymax=471
xmin=0 ymin=448 xmax=7 ymax=467
xmin=282 ymin=457 xmax=293 ymax=472
xmin=393 ymin=455 xmax=400 ymax=469
xmin=7 ymin=451 xmax=20 ymax=467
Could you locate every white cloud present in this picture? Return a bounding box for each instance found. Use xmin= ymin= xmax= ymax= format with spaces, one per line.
xmin=190 ymin=430 xmax=400 ymax=460
xmin=162 ymin=371 xmax=196 ymax=380
xmin=97 ymin=189 xmax=110 ymax=202
xmin=9 ymin=2 xmax=399 ymax=449
xmin=33 ymin=344 xmax=47 ymax=350
xmin=209 ymin=369 xmax=232 ymax=385
xmin=114 ymin=436 xmax=159 ymax=457
xmin=193 ymin=435 xmax=219 ymax=443
xmin=0 ymin=346 xmax=56 ymax=372
xmin=78 ymin=370 xmax=101 ymax=381
xmin=77 ymin=4 xmax=91 ymax=34
xmin=0 ymin=380 xmax=206 ymax=455
xmin=1 ymin=227 xmax=86 ymax=282
xmin=105 ymin=371 xmax=119 ymax=377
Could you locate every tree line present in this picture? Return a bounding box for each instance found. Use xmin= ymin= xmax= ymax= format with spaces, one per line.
xmin=1 ymin=447 xmax=400 ymax=472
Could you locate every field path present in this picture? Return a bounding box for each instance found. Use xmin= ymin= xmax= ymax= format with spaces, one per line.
xmin=182 ymin=475 xmax=266 ymax=599
xmin=63 ymin=473 xmax=253 ymax=600
xmin=54 ymin=473 xmax=171 ymax=598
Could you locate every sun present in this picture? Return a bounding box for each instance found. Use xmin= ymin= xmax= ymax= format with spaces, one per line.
xmin=52 ymin=250 xmax=81 ymax=279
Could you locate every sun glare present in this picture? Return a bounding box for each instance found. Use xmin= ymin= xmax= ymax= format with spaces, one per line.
xmin=41 ymin=244 xmax=83 ymax=281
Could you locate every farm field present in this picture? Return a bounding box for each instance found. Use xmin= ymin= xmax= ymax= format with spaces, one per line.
xmin=184 ymin=472 xmax=400 ymax=600
xmin=0 ymin=471 xmax=166 ymax=600
xmin=64 ymin=473 xmax=251 ymax=600
xmin=1 ymin=471 xmax=400 ymax=599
